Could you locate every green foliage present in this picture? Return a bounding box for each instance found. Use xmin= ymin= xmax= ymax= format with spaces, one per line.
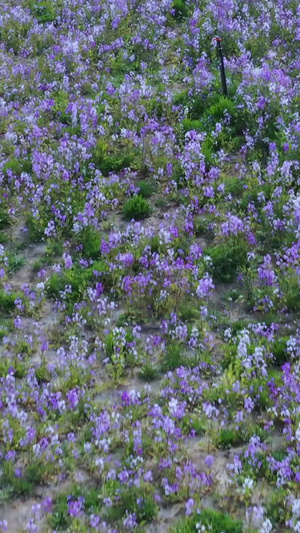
xmin=182 ymin=118 xmax=203 ymax=133
xmin=272 ymin=337 xmax=289 ymax=366
xmin=0 ymin=290 xmax=22 ymax=315
xmin=174 ymin=508 xmax=243 ymax=533
xmin=207 ymin=238 xmax=248 ymax=282
xmin=3 ymin=158 xmax=22 ymax=177
xmin=0 ymin=359 xmax=26 ymax=379
xmin=29 ymin=1 xmax=57 ymax=23
xmin=123 ymin=195 xmax=151 ymax=221
xmin=50 ymin=493 xmax=70 ymax=530
xmin=178 ymin=302 xmax=198 ymax=321
xmin=46 ymin=273 xmax=68 ymax=299
xmin=46 ymin=260 xmax=110 ymax=304
xmin=0 ymin=318 xmax=13 ymax=340
xmin=194 ymin=215 xmax=215 ymax=240
xmin=265 ymin=488 xmax=287 ymax=526
xmin=201 ymin=137 xmax=216 ymax=167
xmin=0 ymin=231 xmax=9 ymax=244
xmin=25 ymin=213 xmax=46 ymax=243
xmin=93 ymin=140 xmax=135 ymax=176
xmin=216 ymin=428 xmax=244 ymax=449
xmin=105 ymin=485 xmax=158 ymax=524
xmin=138 ymin=362 xmax=159 ymax=382
xmin=281 ymin=272 xmax=300 ymax=312
xmin=173 ymin=89 xmax=189 ymax=107
xmin=3 ymin=157 xmax=32 ymax=177
xmin=1 ymin=460 xmax=45 ymax=496
xmin=137 ymin=180 xmax=157 ymax=199
xmin=35 ymin=365 xmax=51 ymax=384
xmin=181 ymin=414 xmax=206 ymax=436
xmin=172 ymin=0 xmax=190 ymax=21
xmin=0 ymin=209 xmax=11 ymax=230
xmin=80 ymin=226 xmax=101 ymax=259
xmin=161 ymin=343 xmax=184 ymax=371
xmin=6 ymin=252 xmax=25 ymax=274
xmin=204 ymin=96 xmax=236 ymax=123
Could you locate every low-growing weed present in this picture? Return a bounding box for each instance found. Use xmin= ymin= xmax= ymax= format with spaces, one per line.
xmin=123 ymin=195 xmax=151 ymax=221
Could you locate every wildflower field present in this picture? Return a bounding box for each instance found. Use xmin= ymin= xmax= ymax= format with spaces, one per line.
xmin=0 ymin=0 xmax=300 ymax=531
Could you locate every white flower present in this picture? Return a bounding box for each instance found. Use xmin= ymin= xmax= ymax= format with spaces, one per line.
xmin=259 ymin=518 xmax=272 ymax=533
xmin=292 ymin=499 xmax=300 ymax=518
xmin=295 ymin=425 xmax=300 ymax=442
xmin=242 ymin=477 xmax=254 ymax=493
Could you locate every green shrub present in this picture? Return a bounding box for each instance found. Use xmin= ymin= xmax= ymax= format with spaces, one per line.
xmin=182 ymin=118 xmax=203 ymax=133
xmin=49 ymin=493 xmax=70 ymax=530
xmin=161 ymin=343 xmax=184 ymax=371
xmin=194 ymin=215 xmax=215 ymax=239
xmin=201 ymin=137 xmax=215 ymax=167
xmin=45 ymin=273 xmax=68 ymax=299
xmin=80 ymin=226 xmax=101 ymax=259
xmin=265 ymin=488 xmax=287 ymax=526
xmin=0 ymin=209 xmax=11 ymax=230
xmin=216 ymin=428 xmax=244 ymax=449
xmin=174 ymin=508 xmax=243 ymax=533
xmin=181 ymin=414 xmax=206 ymax=436
xmin=3 ymin=158 xmax=22 ymax=177
xmin=29 ymin=1 xmax=56 ymax=23
xmin=46 ymin=262 xmax=111 ymax=303
xmin=0 ymin=232 xmax=9 ymax=244
xmin=0 ymin=318 xmax=13 ymax=340
xmin=272 ymin=337 xmax=289 ymax=366
xmin=172 ymin=0 xmax=190 ymax=21
xmin=35 ymin=365 xmax=51 ymax=384
xmin=0 ymin=359 xmax=26 ymax=379
xmin=178 ymin=302 xmax=198 ymax=321
xmin=25 ymin=214 xmax=46 ymax=243
xmin=207 ymin=238 xmax=248 ymax=282
xmin=93 ymin=140 xmax=135 ymax=176
xmin=173 ymin=89 xmax=189 ymax=107
xmin=138 ymin=362 xmax=159 ymax=382
xmin=137 ymin=180 xmax=157 ymax=199
xmin=105 ymin=485 xmax=158 ymax=524
xmin=2 ymin=460 xmax=45 ymax=496
xmin=123 ymin=196 xmax=151 ymax=221
xmin=204 ymin=96 xmax=236 ymax=122
xmin=0 ymin=290 xmax=22 ymax=314
xmin=6 ymin=252 xmax=25 ymax=274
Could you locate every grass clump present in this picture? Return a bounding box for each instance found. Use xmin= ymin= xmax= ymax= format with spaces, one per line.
xmin=80 ymin=226 xmax=101 ymax=259
xmin=174 ymin=508 xmax=243 ymax=533
xmin=0 ymin=290 xmax=22 ymax=315
xmin=0 ymin=209 xmax=12 ymax=230
xmin=1 ymin=460 xmax=45 ymax=496
xmin=0 ymin=359 xmax=27 ymax=379
xmin=29 ymin=1 xmax=57 ymax=23
xmin=207 ymin=238 xmax=248 ymax=283
xmin=161 ymin=343 xmax=184 ymax=372
xmin=138 ymin=362 xmax=159 ymax=382
xmin=105 ymin=485 xmax=158 ymax=524
xmin=216 ymin=428 xmax=244 ymax=449
xmin=172 ymin=0 xmax=190 ymax=21
xmin=93 ymin=140 xmax=135 ymax=176
xmin=272 ymin=337 xmax=289 ymax=366
xmin=137 ymin=180 xmax=157 ymax=199
xmin=123 ymin=195 xmax=151 ymax=221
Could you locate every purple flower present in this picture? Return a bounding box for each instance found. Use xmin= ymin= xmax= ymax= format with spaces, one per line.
xmin=205 ymin=455 xmax=214 ymax=468
xmin=185 ymin=498 xmax=194 ymax=515
xmin=196 ymin=274 xmax=215 ymax=299
xmin=101 ymin=240 xmax=110 ymax=254
xmin=63 ymin=253 xmax=73 ymax=269
xmin=68 ymin=497 xmax=84 ymax=518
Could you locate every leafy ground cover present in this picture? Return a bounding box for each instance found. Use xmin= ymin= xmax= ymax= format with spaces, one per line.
xmin=0 ymin=0 xmax=300 ymax=531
